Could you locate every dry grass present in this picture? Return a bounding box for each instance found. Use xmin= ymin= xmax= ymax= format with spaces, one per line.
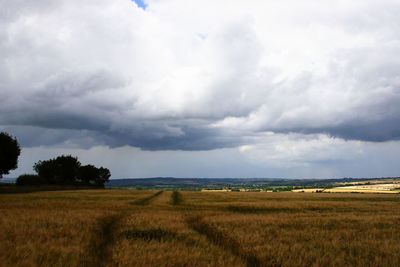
xmin=1 ymin=190 xmax=400 ymax=266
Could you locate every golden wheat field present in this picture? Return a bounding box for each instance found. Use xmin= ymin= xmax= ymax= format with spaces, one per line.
xmin=1 ymin=189 xmax=400 ymax=267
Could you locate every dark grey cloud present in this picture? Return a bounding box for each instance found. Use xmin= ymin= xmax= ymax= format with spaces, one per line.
xmin=0 ymin=123 xmax=247 ymax=151
xmin=272 ymin=118 xmax=400 ymax=143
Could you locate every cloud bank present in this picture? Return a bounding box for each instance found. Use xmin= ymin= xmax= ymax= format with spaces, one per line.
xmin=1 ymin=0 xmax=400 ymax=152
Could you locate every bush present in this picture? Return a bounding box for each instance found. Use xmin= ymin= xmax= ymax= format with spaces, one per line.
xmin=16 ymin=174 xmax=44 ymax=186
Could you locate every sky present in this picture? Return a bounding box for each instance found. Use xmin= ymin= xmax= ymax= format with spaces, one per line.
xmin=132 ymin=0 xmax=147 ymax=9
xmin=1 ymin=0 xmax=400 ymax=179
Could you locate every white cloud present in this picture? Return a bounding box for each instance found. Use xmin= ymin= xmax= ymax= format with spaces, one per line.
xmin=239 ymin=133 xmax=364 ymax=168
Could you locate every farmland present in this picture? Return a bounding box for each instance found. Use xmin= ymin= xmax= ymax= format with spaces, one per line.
xmin=1 ymin=189 xmax=400 ymax=266
xmin=293 ymin=182 xmax=400 ymax=194
xmin=106 ymin=177 xmax=400 ymax=192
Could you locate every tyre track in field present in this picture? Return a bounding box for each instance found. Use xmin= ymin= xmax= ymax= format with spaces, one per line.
xmin=172 ymin=191 xmax=261 ymax=266
xmin=131 ymin=190 xmax=164 ymax=206
xmin=170 ymin=191 xmax=183 ymax=205
xmin=83 ymin=213 xmax=125 ymax=267
xmin=185 ymin=215 xmax=262 ymax=267
xmin=85 ymin=191 xmax=164 ymax=266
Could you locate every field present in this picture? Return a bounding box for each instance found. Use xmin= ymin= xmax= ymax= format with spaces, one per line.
xmin=1 ymin=190 xmax=400 ymax=266
xmin=293 ymin=183 xmax=400 ymax=194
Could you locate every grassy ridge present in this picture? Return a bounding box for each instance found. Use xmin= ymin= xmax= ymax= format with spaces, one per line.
xmin=1 ymin=190 xmax=400 ymax=266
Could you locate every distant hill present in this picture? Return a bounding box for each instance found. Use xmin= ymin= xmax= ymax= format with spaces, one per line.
xmin=107 ymin=177 xmax=285 ymax=188
xmin=0 ymin=178 xmax=16 ymax=184
xmin=106 ymin=177 xmax=400 ymax=190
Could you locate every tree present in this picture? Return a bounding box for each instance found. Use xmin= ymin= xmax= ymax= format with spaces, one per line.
xmin=77 ymin=165 xmax=111 ymax=186
xmin=77 ymin=164 xmax=99 ymax=185
xmin=32 ymin=155 xmax=111 ymax=186
xmin=96 ymin=167 xmax=111 ymax=186
xmin=34 ymin=155 xmax=81 ymax=184
xmin=0 ymin=132 xmax=21 ymax=178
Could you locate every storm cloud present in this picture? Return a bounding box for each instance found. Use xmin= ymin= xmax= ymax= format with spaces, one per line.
xmin=1 ymin=0 xmax=400 ymax=152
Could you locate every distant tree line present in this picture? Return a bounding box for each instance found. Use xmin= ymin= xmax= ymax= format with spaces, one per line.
xmin=16 ymin=155 xmax=110 ymax=187
xmin=1 ymin=131 xmax=111 ymax=187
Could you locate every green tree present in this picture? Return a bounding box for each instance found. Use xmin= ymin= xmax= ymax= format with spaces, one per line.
xmin=77 ymin=165 xmax=111 ymax=186
xmin=96 ymin=167 xmax=111 ymax=186
xmin=77 ymin=164 xmax=99 ymax=185
xmin=34 ymin=155 xmax=81 ymax=184
xmin=33 ymin=155 xmax=111 ymax=186
xmin=0 ymin=132 xmax=21 ymax=178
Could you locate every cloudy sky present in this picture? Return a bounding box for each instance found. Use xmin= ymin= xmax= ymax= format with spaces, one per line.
xmin=1 ymin=0 xmax=400 ymax=179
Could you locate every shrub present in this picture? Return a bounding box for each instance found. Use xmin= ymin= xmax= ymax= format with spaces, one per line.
xmin=16 ymin=174 xmax=44 ymax=186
